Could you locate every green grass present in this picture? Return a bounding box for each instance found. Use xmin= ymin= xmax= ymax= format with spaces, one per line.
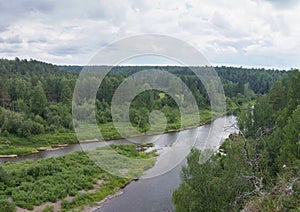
xmin=0 ymin=133 xmax=78 ymax=155
xmin=0 ymin=132 xmax=77 ymax=147
xmin=199 ymin=109 xmax=213 ymax=124
xmin=0 ymin=144 xmax=156 ymax=211
xmin=0 ymin=145 xmax=36 ymax=155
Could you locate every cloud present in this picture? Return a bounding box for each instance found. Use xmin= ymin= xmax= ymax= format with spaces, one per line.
xmin=0 ymin=0 xmax=299 ymax=68
xmin=27 ymin=38 xmax=47 ymax=44
xmin=0 ymin=0 xmax=54 ymax=29
xmin=211 ymin=12 xmax=232 ymax=30
xmin=5 ymin=36 xmax=23 ymax=44
xmin=0 ymin=47 xmax=17 ymax=53
xmin=49 ymin=45 xmax=81 ymax=56
xmin=265 ymin=0 xmax=300 ymax=8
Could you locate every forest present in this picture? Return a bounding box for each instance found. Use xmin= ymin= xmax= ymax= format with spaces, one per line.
xmin=0 ymin=58 xmax=285 ymax=155
xmin=0 ymin=58 xmax=298 ymax=211
xmin=173 ymin=70 xmax=300 ymax=211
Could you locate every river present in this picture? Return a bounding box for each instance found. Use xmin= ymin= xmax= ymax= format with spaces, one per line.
xmin=0 ymin=116 xmax=237 ymax=212
xmin=95 ymin=116 xmax=237 ymax=212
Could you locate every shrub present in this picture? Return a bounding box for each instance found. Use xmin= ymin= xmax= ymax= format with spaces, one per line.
xmin=0 ymin=199 xmax=16 ymax=212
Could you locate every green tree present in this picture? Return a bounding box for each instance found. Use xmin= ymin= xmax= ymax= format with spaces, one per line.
xmin=269 ymin=81 xmax=285 ymax=111
xmin=278 ymin=105 xmax=300 ymax=164
xmin=173 ymin=147 xmax=252 ymax=212
xmin=59 ymin=79 xmax=72 ymax=105
xmin=253 ymin=95 xmax=274 ymax=130
xmin=30 ymin=83 xmax=47 ymax=116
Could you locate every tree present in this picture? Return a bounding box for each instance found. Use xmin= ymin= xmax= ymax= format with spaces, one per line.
xmin=30 ymin=83 xmax=47 ymax=116
xmin=278 ymin=105 xmax=300 ymax=164
xmin=173 ymin=145 xmax=253 ymax=211
xmin=253 ymin=95 xmax=274 ymax=130
xmin=269 ymin=81 xmax=285 ymax=111
xmin=59 ymin=79 xmax=72 ymax=104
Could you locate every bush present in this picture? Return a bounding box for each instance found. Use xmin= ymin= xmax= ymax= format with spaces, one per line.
xmin=0 ymin=199 xmax=16 ymax=212
xmin=0 ymin=144 xmax=156 ymax=211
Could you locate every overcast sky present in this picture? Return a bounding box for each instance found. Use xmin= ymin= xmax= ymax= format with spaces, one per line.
xmin=0 ymin=0 xmax=299 ymax=69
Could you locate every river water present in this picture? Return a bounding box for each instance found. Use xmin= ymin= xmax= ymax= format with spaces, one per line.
xmin=95 ymin=116 xmax=237 ymax=212
xmin=0 ymin=116 xmax=237 ymax=212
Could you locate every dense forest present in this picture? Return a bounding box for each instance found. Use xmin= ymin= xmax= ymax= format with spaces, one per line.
xmin=0 ymin=58 xmax=286 ymax=155
xmin=173 ymin=70 xmax=300 ymax=211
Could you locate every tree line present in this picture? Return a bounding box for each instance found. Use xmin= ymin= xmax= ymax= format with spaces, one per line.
xmin=0 ymin=58 xmax=286 ymax=140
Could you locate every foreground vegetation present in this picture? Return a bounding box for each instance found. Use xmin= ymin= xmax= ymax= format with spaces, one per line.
xmin=173 ymin=70 xmax=300 ymax=211
xmin=0 ymin=144 xmax=156 ymax=211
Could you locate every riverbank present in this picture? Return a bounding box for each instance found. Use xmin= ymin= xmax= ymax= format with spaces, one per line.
xmin=0 ymin=132 xmax=78 ymax=156
xmin=84 ymin=190 xmax=124 ymax=212
xmin=0 ymin=109 xmax=217 ymax=157
xmin=0 ymin=104 xmax=244 ymax=158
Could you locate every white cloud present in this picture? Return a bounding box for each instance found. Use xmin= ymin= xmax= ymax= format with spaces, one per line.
xmin=0 ymin=0 xmax=299 ymax=68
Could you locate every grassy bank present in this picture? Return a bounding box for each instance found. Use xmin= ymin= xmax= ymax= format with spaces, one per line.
xmin=0 ymin=107 xmax=233 ymax=156
xmin=0 ymin=133 xmax=78 ymax=156
xmin=0 ymin=144 xmax=156 ymax=212
xmin=0 ymin=109 xmax=216 ymax=156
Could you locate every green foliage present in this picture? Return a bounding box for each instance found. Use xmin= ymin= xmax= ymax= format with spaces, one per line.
xmin=239 ymin=71 xmax=300 ymax=210
xmin=173 ymin=146 xmax=252 ymax=211
xmin=30 ymin=83 xmax=47 ymax=116
xmin=243 ymin=162 xmax=300 ymax=212
xmin=216 ymin=66 xmax=284 ymax=94
xmin=0 ymin=59 xmax=76 ymax=140
xmin=0 ymin=59 xmax=285 ymax=154
xmin=0 ymin=144 xmax=156 ymax=211
xmin=0 ymin=199 xmax=16 ymax=212
xmin=174 ymin=70 xmax=300 ymax=211
xmin=0 ymin=132 xmax=77 ymax=155
xmin=0 ymin=145 xmax=35 ymax=155
xmin=278 ymin=105 xmax=300 ymax=164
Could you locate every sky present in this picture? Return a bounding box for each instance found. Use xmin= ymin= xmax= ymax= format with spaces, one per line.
xmin=0 ymin=0 xmax=300 ymax=69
